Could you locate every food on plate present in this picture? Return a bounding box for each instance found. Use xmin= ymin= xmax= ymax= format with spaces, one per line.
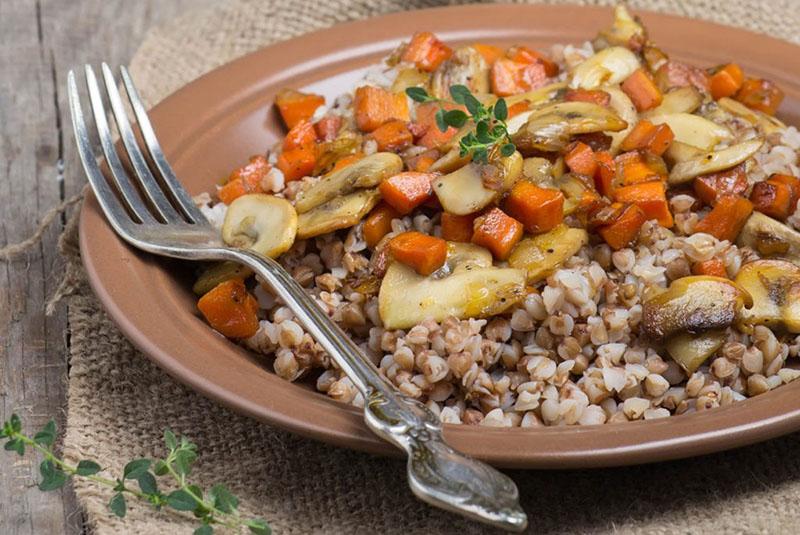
xmin=193 ymin=5 xmax=800 ymax=427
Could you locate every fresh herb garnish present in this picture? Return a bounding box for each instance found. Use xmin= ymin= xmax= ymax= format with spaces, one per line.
xmin=1 ymin=414 xmax=270 ymax=535
xmin=406 ymin=84 xmax=516 ymax=163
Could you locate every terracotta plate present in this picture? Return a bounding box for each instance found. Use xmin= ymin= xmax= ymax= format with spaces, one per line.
xmin=80 ymin=4 xmax=800 ymax=468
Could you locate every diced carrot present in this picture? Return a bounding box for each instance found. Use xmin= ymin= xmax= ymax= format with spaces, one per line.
xmin=564 ymin=142 xmax=597 ymax=177
xmin=654 ymin=61 xmax=711 ymax=93
xmin=692 ymin=258 xmax=728 ymax=278
xmin=363 ymin=203 xmax=400 ymax=249
xmin=587 ymin=201 xmax=625 ymax=230
xmin=575 ymin=132 xmax=613 ymax=152
xmin=594 ymin=151 xmax=617 ymax=198
xmin=694 ymin=195 xmax=753 ymax=242
xmin=615 ymin=151 xmax=663 ymax=185
xmin=692 ymin=164 xmax=747 ymax=205
xmin=414 ymin=102 xmax=461 ymax=149
xmin=276 ymin=145 xmax=317 ymax=182
xmin=314 ymin=115 xmax=342 ymax=141
xmin=401 ymin=32 xmax=453 ymax=72
xmin=197 ymin=279 xmax=259 ymax=339
xmin=329 ymin=152 xmax=364 ymax=174
xmin=504 ymin=182 xmax=564 ymax=234
xmin=613 ymin=180 xmax=673 ymax=227
xmin=379 ymin=172 xmax=435 ymax=214
xmin=218 ymin=155 xmax=271 ymax=204
xmin=441 ymin=212 xmax=477 ymax=242
xmin=621 ymin=68 xmax=663 ymax=112
xmin=736 ymin=78 xmax=784 ymax=115
xmin=406 ymin=149 xmax=439 ymax=172
xmin=388 ymin=231 xmax=448 ymax=275
xmin=596 ymin=203 xmax=647 ymax=250
xmin=769 ymin=174 xmax=800 ymax=207
xmin=354 ymin=86 xmax=410 ymax=132
xmin=645 ymin=124 xmax=675 ymax=157
xmin=491 ymin=57 xmax=548 ymax=97
xmin=471 ymin=43 xmax=504 ymax=66
xmin=750 ymin=179 xmax=794 ymax=220
xmin=507 ymin=101 xmax=530 ymax=118
xmin=564 ymin=88 xmax=611 ymax=107
xmin=275 ymin=89 xmax=325 ymax=129
xmin=471 ymin=208 xmax=524 ymax=260
xmin=620 ymin=120 xmax=674 ymax=156
xmin=369 ymin=120 xmax=413 ymax=152
xmin=709 ymin=63 xmax=744 ymax=100
xmin=507 ymin=46 xmax=559 ymax=77
xmin=283 ymin=119 xmax=318 ymax=151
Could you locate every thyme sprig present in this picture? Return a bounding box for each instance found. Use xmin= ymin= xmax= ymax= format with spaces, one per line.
xmin=1 ymin=414 xmax=270 ymax=535
xmin=406 ymin=84 xmax=516 ymax=163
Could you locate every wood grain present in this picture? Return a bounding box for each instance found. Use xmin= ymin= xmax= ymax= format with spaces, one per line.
xmin=0 ymin=1 xmax=204 ymax=533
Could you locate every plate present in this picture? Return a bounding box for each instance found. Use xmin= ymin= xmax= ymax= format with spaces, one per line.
xmin=80 ymin=4 xmax=800 ymax=468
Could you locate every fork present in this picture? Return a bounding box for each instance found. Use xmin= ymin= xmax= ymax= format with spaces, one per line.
xmin=67 ymin=63 xmax=528 ymax=532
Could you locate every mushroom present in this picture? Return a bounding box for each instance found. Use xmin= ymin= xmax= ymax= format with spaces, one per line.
xmin=569 ymin=46 xmax=641 ymax=90
xmin=296 ymin=188 xmax=381 ymax=239
xmin=596 ymin=5 xmax=646 ymax=49
xmin=391 ymin=67 xmax=431 ymax=93
xmin=221 ymin=194 xmax=298 ymax=258
xmin=378 ymin=242 xmax=526 ymax=329
xmin=432 ymin=153 xmax=522 ymax=215
xmin=717 ymin=97 xmax=787 ymax=136
xmin=642 ymin=86 xmax=704 ymax=117
xmin=668 ymin=139 xmax=764 ymax=185
xmin=603 ymin=85 xmax=637 ymax=154
xmin=522 ymin=157 xmax=557 ymax=188
xmin=313 ymin=130 xmax=363 ymax=175
xmin=664 ymin=330 xmax=727 ymax=373
xmin=663 ymin=140 xmax=705 ymax=166
xmin=737 ymin=212 xmax=800 ymax=261
xmin=430 ymin=46 xmax=490 ymax=99
xmin=641 ymin=275 xmax=752 ymax=341
xmin=508 ymin=224 xmax=589 ymax=283
xmin=193 ymin=262 xmax=253 ymax=296
xmin=511 ymin=101 xmax=628 ymax=153
xmin=294 ymin=152 xmax=402 ymax=213
xmin=734 ymin=259 xmax=800 ymax=333
xmin=646 ymin=113 xmax=733 ymax=151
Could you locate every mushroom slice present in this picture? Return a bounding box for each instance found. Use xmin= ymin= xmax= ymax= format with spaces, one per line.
xmin=641 ymin=275 xmax=752 ymax=341
xmin=603 ymin=86 xmax=637 ymax=154
xmin=569 ymin=46 xmax=641 ymax=90
xmin=668 ymin=139 xmax=764 ymax=185
xmin=391 ymin=67 xmax=430 ymax=93
xmin=193 ymin=262 xmax=253 ymax=296
xmin=664 ymin=330 xmax=727 ymax=373
xmin=734 ymin=259 xmax=800 ymax=333
xmin=647 ymin=113 xmax=732 ymax=151
xmin=222 ymin=194 xmax=298 ymax=258
xmin=432 ymin=162 xmax=496 ymax=215
xmin=642 ymin=87 xmax=704 ymax=117
xmin=522 ymin=157 xmax=557 ymax=188
xmin=296 ymin=188 xmax=380 ymax=239
xmin=737 ymin=212 xmax=800 ymax=261
xmin=717 ymin=97 xmax=787 ymax=136
xmin=596 ymin=5 xmax=646 ymax=49
xmin=378 ymin=243 xmax=526 ymax=329
xmin=663 ymin=140 xmax=705 ymax=166
xmin=294 ymin=152 xmax=402 ymax=213
xmin=511 ymin=101 xmax=628 ymax=153
xmin=504 ymin=82 xmax=567 ymax=107
xmin=430 ymin=46 xmax=490 ymax=99
xmin=508 ymin=224 xmax=589 ymax=283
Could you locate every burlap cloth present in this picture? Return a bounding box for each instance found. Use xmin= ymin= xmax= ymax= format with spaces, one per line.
xmin=57 ymin=1 xmax=800 ymax=534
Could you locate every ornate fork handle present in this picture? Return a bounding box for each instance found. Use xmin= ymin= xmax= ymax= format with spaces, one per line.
xmin=225 ymin=249 xmax=527 ymax=532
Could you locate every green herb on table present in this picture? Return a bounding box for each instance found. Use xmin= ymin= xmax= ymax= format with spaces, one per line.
xmin=1 ymin=414 xmax=270 ymax=535
xmin=405 ymin=84 xmax=516 ymax=163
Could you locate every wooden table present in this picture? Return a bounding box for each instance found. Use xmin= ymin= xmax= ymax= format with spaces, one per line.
xmin=0 ymin=1 xmax=206 ymax=532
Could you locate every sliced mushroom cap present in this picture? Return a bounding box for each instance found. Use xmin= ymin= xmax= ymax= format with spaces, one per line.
xmin=391 ymin=67 xmax=431 ymax=93
xmin=221 ymin=194 xmax=298 ymax=258
xmin=596 ymin=5 xmax=646 ymax=49
xmin=432 ymin=162 xmax=496 ymax=215
xmin=717 ymin=97 xmax=787 ymax=135
xmin=642 ymin=86 xmax=704 ymax=117
xmin=504 ymin=82 xmax=567 ymax=108
xmin=734 ymin=259 xmax=800 ymax=333
xmin=665 ymin=330 xmax=727 ymax=373
xmin=668 ymin=139 xmax=764 ymax=185
xmin=663 ymin=140 xmax=705 ymax=166
xmin=508 ymin=224 xmax=589 ymax=283
xmin=296 ymin=188 xmax=381 ymax=239
xmin=313 ymin=130 xmax=363 ymax=175
xmin=522 ymin=157 xmax=556 ymax=187
xmin=511 ymin=101 xmax=628 ymax=153
xmin=193 ymin=262 xmax=253 ymax=296
xmin=641 ymin=275 xmax=752 ymax=341
xmin=569 ymin=46 xmax=641 ymax=90
xmin=603 ymin=85 xmax=637 ymax=154
xmin=430 ymin=46 xmax=490 ymax=99
xmin=737 ymin=212 xmax=800 ymax=261
xmin=294 ymin=152 xmax=402 ymax=213
xmin=378 ymin=243 xmax=526 ymax=329
xmin=647 ymin=113 xmax=732 ymax=151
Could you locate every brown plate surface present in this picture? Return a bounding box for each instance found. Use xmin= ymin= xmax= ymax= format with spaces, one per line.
xmin=80 ymin=4 xmax=800 ymax=468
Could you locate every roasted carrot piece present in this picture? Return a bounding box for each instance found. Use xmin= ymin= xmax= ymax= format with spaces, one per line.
xmin=616 ymin=151 xmax=663 ymax=185
xmin=504 ymin=182 xmax=564 ymax=234
xmin=276 ymin=145 xmax=317 ymax=182
xmin=401 ymin=31 xmax=453 ymax=72
xmin=654 ymin=60 xmax=711 ymax=93
xmin=507 ymin=46 xmax=559 ymax=77
xmin=564 ymin=88 xmax=611 ymax=107
xmin=694 ymin=195 xmax=753 ymax=242
xmin=507 ymin=101 xmax=530 ymax=118
xmin=471 ymin=208 xmax=524 ymax=260
xmin=414 ymin=102 xmax=461 ymax=149
xmin=750 ymin=179 xmax=794 ymax=220
xmin=491 ymin=57 xmax=548 ymax=97
xmin=328 ymin=152 xmax=364 ymax=174
xmin=388 ymin=231 xmax=448 ymax=275
xmin=692 ymin=258 xmax=728 ymax=278
xmin=406 ymin=149 xmax=439 ymax=172
xmin=709 ymin=63 xmax=744 ymax=100
xmin=594 ymin=151 xmax=617 ymax=197
xmin=597 ymin=204 xmax=647 ymax=250
xmin=621 ymin=68 xmax=663 ymax=112
xmin=613 ymin=180 xmax=673 ymax=228
xmin=283 ymin=119 xmax=318 ymax=151
xmin=564 ymin=142 xmax=597 ymax=177
xmin=218 ymin=155 xmax=271 ymax=204
xmin=275 ymin=89 xmax=325 ymax=129
xmin=646 ymin=124 xmax=675 ymax=157
xmin=620 ymin=120 xmax=674 ymax=156
xmin=471 ymin=43 xmax=504 ymax=66
xmin=354 ymin=86 xmax=410 ymax=132
xmin=736 ymin=78 xmax=784 ymax=115
xmin=692 ymin=164 xmax=747 ymax=205
xmin=769 ymin=174 xmax=800 ymax=206
xmin=314 ymin=115 xmax=342 ymax=141
xmin=441 ymin=212 xmax=477 ymax=242
xmin=379 ymin=172 xmax=435 ymax=214
xmin=363 ymin=203 xmax=400 ymax=249
xmin=197 ymin=279 xmax=260 ymax=339
xmin=369 ymin=120 xmax=413 ymax=152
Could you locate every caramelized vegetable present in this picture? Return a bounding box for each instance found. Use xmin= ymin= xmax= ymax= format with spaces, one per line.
xmin=693 ymin=195 xmax=753 ymax=242
xmin=276 ymin=145 xmax=317 ymax=182
xmin=441 ymin=212 xmax=477 ymax=242
xmin=414 ymin=102 xmax=461 ymax=149
xmin=597 ymin=5 xmax=646 ymax=50
xmin=750 ymin=179 xmax=795 ymax=221
xmin=620 ymin=120 xmax=674 ymax=156
xmin=769 ymin=174 xmax=800 ymax=206
xmin=218 ymin=155 xmax=271 ymax=204
xmin=222 ymin=194 xmax=298 ymax=258
xmin=565 ymin=88 xmax=611 ymax=106
xmin=197 ymin=279 xmax=260 ymax=339
xmin=647 ymin=113 xmax=732 ymax=151
xmin=491 ymin=57 xmax=548 ymax=97
xmin=193 ymin=262 xmax=253 ymax=296
xmin=735 ymin=78 xmax=784 ymax=115
xmin=594 ymin=150 xmax=616 ymax=197
xmin=737 ymin=212 xmax=800 ymax=261
xmin=735 ymin=259 xmax=800 ymax=332
xmin=369 ymin=120 xmax=413 ymax=152
xmin=615 ymin=151 xmax=663 ymax=185
xmin=665 ymin=330 xmax=726 ymax=373
xmin=717 ymin=97 xmax=787 ymax=135
xmin=508 ymin=46 xmax=559 ymax=77
xmin=354 ymin=86 xmax=410 ymax=132
xmin=379 ymin=172 xmax=435 ymax=214
xmin=284 ymin=119 xmax=319 ymax=151
xmin=564 ymin=142 xmax=597 ymax=176
xmin=668 ymin=139 xmax=763 ymax=185
xmin=388 ymin=231 xmax=448 ymax=275
xmin=642 ymin=86 xmax=703 ymax=117
xmin=297 ymin=189 xmax=381 ymax=239
xmin=314 ymin=115 xmax=342 ymax=141
xmin=692 ymin=258 xmax=727 ymax=278
xmin=471 ymin=43 xmax=504 ymax=66
xmin=432 ymin=163 xmax=496 ymax=215
xmin=570 ymin=46 xmax=640 ymax=90
xmin=363 ymin=203 xmax=399 ymax=248
xmin=621 ymin=68 xmax=662 ymax=112
xmin=275 ymin=89 xmax=325 ymax=129
xmin=613 ymin=180 xmax=673 ymax=227
xmin=693 ymin=164 xmax=747 ymax=205
xmin=508 ymin=224 xmax=589 ymax=283
xmin=471 ymin=207 xmax=524 ymax=260
xmin=596 ymin=203 xmax=646 ymax=250
xmin=401 ymin=31 xmax=453 ymax=72
xmin=431 ymin=46 xmax=491 ymax=98
xmin=709 ymin=63 xmax=744 ymax=100
xmin=504 ymin=182 xmax=565 ymax=233
xmin=654 ymin=61 xmax=710 ymax=93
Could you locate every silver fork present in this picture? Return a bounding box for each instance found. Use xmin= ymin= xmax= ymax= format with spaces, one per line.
xmin=67 ymin=63 xmax=528 ymax=531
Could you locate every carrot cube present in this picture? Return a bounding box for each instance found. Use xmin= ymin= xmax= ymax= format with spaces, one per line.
xmin=441 ymin=212 xmax=477 ymax=242
xmin=507 ymin=46 xmax=559 ymax=77
xmin=379 ymin=172 xmax=434 ymax=214
xmin=276 ymin=145 xmax=317 ymax=182
xmin=621 ymin=68 xmax=663 ymax=112
xmin=597 ymin=204 xmax=647 ymax=250
xmin=769 ymin=174 xmax=800 ymax=207
xmin=471 ymin=208 xmax=524 ymax=260
xmin=709 ymin=63 xmax=744 ymax=100
xmin=692 ymin=164 xmax=747 ymax=205
xmin=197 ymin=279 xmax=260 ymax=339
xmin=736 ymin=78 xmax=784 ymax=115
xmin=694 ymin=195 xmax=753 ymax=242
xmin=354 ymin=86 xmax=410 ymax=132
xmin=504 ymin=182 xmax=564 ymax=234
xmin=388 ymin=231 xmax=448 ymax=275
xmin=491 ymin=57 xmax=548 ymax=97
xmin=613 ymin=180 xmax=673 ymax=228
xmin=620 ymin=120 xmax=674 ymax=156
xmin=616 ymin=151 xmax=663 ymax=185
xmin=750 ymin=179 xmax=794 ymax=220
xmin=414 ymin=102 xmax=460 ymax=149
xmin=314 ymin=115 xmax=342 ymax=141
xmin=471 ymin=43 xmax=504 ymax=66
xmin=692 ymin=258 xmax=727 ymax=278
xmin=564 ymin=142 xmax=597 ymax=177
xmin=218 ymin=155 xmax=271 ymax=204
xmin=594 ymin=151 xmax=617 ymax=197
xmin=369 ymin=120 xmax=413 ymax=152
xmin=401 ymin=32 xmax=453 ymax=72
xmin=564 ymin=88 xmax=611 ymax=107
xmin=363 ymin=203 xmax=400 ymax=249
xmin=283 ymin=119 xmax=318 ymax=151
xmin=275 ymin=89 xmax=325 ymax=129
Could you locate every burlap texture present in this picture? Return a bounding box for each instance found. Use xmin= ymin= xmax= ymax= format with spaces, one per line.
xmin=61 ymin=1 xmax=800 ymax=534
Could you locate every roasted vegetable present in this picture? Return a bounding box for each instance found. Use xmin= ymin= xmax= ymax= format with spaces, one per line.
xmin=379 ymin=172 xmax=435 ymax=214
xmin=603 ymin=86 xmax=638 ymax=154
xmin=596 ymin=202 xmax=646 ymax=250
xmin=735 ymin=260 xmax=800 ymax=333
xmin=354 ymin=86 xmax=409 ymax=132
xmin=735 ymin=78 xmax=784 ymax=116
xmin=642 ymin=86 xmax=703 ymax=117
xmin=693 ymin=164 xmax=747 ymax=205
xmin=431 ymin=156 xmax=523 ymax=215
xmin=620 ymin=120 xmax=674 ymax=156
xmin=692 ymin=258 xmax=727 ymax=278
xmin=647 ymin=113 xmax=732 ymax=151
xmin=621 ymin=68 xmax=662 ymax=112
xmin=440 ymin=212 xmax=477 ymax=242
xmin=401 ymin=31 xmax=453 ymax=72
xmin=596 ymin=5 xmax=646 ymax=49
xmin=522 ymin=157 xmax=557 ymax=187
xmin=564 ymin=142 xmax=598 ymax=176
xmin=363 ymin=203 xmax=400 ymax=248
xmin=296 ymin=189 xmax=381 ymax=239
xmin=709 ymin=63 xmax=744 ymax=100
xmin=275 ymin=89 xmax=325 ymax=129
xmin=750 ymin=179 xmax=795 ymax=221
xmin=668 ymin=139 xmax=763 ymax=185
xmin=193 ymin=262 xmax=253 ymax=296
xmin=613 ymin=180 xmax=673 ymax=227
xmin=665 ymin=330 xmax=727 ymax=373
xmin=508 ymin=224 xmax=589 ymax=282
xmin=221 ymin=194 xmax=298 ymax=258
xmin=218 ymin=155 xmax=271 ymax=205
xmin=471 ymin=207 xmax=524 ymax=260
xmin=565 ymin=88 xmax=611 ymax=107
xmin=369 ymin=120 xmax=412 ymax=152
xmin=717 ymin=97 xmax=787 ymax=135
xmin=388 ymin=231 xmax=448 ymax=275
xmin=197 ymin=279 xmax=260 ymax=339
xmin=504 ymin=181 xmax=564 ymax=233
xmin=693 ymin=195 xmax=753 ymax=242
xmin=431 ymin=46 xmax=490 ymax=98
xmin=737 ymin=212 xmax=800 ymax=261
xmin=390 ymin=67 xmax=430 ymax=93
xmin=570 ymin=46 xmax=640 ymax=90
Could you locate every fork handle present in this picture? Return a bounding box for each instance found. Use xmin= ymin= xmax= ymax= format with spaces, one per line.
xmin=222 ymin=249 xmax=527 ymax=532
